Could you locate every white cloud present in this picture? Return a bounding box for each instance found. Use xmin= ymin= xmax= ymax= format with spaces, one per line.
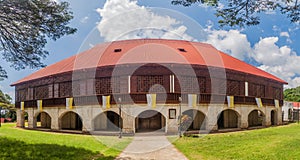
xmin=280 ymin=31 xmax=292 ymax=43
xmin=205 ymin=29 xmax=252 ymax=60
xmin=96 ymin=0 xmax=194 ymax=42
xmin=288 ymin=77 xmax=300 ymax=88
xmin=204 ymin=27 xmax=300 ymax=88
xmin=253 ymin=37 xmax=300 ymax=88
xmin=80 ymin=16 xmax=89 ymax=24
xmin=50 ymin=0 xmax=60 ymax=3
xmin=88 ymin=43 xmax=95 ymax=48
xmin=96 ymin=0 xmax=300 ymax=88
xmin=280 ymin=32 xmax=290 ymax=38
xmin=217 ymin=3 xmax=225 ymax=10
xmin=252 ymin=37 xmax=290 ymax=66
xmin=7 ymin=91 xmax=15 ymax=102
xmin=272 ymin=25 xmax=280 ymax=32
xmin=198 ymin=3 xmax=210 ymax=9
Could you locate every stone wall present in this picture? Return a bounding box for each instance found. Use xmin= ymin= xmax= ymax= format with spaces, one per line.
xmin=17 ymin=103 xmax=283 ymax=134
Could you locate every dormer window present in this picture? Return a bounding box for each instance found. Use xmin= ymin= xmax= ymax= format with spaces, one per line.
xmin=178 ymin=48 xmax=186 ymax=52
xmin=114 ymin=49 xmax=122 ymax=52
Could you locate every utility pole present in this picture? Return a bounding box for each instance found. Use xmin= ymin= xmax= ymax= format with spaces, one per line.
xmin=297 ymin=107 xmax=300 ymax=124
xmin=0 ymin=107 xmax=2 ymax=127
xmin=178 ymin=97 xmax=182 ymax=138
xmin=118 ymin=98 xmax=122 ymax=138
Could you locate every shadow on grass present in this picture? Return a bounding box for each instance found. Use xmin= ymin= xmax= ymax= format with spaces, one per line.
xmin=0 ymin=137 xmax=114 ymax=160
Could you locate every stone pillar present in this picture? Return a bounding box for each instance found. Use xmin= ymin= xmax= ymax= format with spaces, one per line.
xmin=265 ymin=108 xmax=271 ymax=126
xmin=240 ymin=112 xmax=248 ymax=129
xmin=239 ymin=106 xmax=250 ymax=129
xmin=76 ymin=107 xmax=93 ymax=132
xmin=167 ymin=118 xmax=178 ymax=134
xmin=50 ymin=109 xmax=60 ymax=130
xmin=122 ymin=112 xmax=135 ymax=134
xmin=16 ymin=109 xmax=25 ymax=128
xmin=81 ymin=113 xmax=93 ymax=132
xmin=27 ymin=108 xmax=36 ymax=129
xmin=206 ymin=105 xmax=222 ymax=131
xmin=277 ymin=108 xmax=283 ymax=125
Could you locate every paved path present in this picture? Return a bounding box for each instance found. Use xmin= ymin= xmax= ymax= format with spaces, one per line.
xmin=115 ymin=134 xmax=188 ymax=160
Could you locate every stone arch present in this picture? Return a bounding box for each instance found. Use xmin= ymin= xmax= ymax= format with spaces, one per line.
xmin=182 ymin=109 xmax=206 ymax=131
xmin=271 ymin=110 xmax=277 ymax=125
xmin=93 ymin=111 xmax=122 ymax=131
xmin=19 ymin=111 xmax=29 ymax=128
xmin=248 ymin=109 xmax=265 ymax=127
xmin=59 ymin=111 xmax=83 ymax=131
xmin=217 ymin=109 xmax=240 ymax=129
xmin=135 ymin=110 xmax=166 ymax=132
xmin=35 ymin=111 xmax=52 ymax=129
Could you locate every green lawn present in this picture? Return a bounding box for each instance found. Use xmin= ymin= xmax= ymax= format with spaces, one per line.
xmin=0 ymin=123 xmax=131 ymax=160
xmin=170 ymin=123 xmax=300 ymax=160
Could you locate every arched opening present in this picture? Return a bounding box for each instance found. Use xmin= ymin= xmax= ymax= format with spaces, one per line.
xmin=217 ymin=109 xmax=239 ymax=129
xmin=36 ymin=112 xmax=51 ymax=129
xmin=248 ymin=110 xmax=265 ymax=127
xmin=60 ymin=112 xmax=82 ymax=131
xmin=182 ymin=109 xmax=206 ymax=131
xmin=20 ymin=111 xmax=28 ymax=128
xmin=94 ymin=111 xmax=122 ymax=131
xmin=288 ymin=108 xmax=293 ymax=121
xmin=271 ymin=110 xmax=277 ymax=125
xmin=135 ymin=110 xmax=166 ymax=132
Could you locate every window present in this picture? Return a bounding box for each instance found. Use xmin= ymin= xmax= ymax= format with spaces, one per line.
xmin=136 ymin=75 xmax=165 ymax=93
xmin=114 ymin=49 xmax=122 ymax=52
xmin=227 ymin=80 xmax=240 ymax=95
xmin=175 ymin=76 xmax=206 ymax=93
xmin=178 ymin=48 xmax=186 ymax=52
xmin=35 ymin=85 xmax=49 ymax=99
xmin=59 ymin=82 xmax=72 ymax=97
xmin=249 ymin=83 xmax=265 ymax=97
xmin=95 ymin=77 xmax=120 ymax=94
xmin=169 ymin=109 xmax=176 ymax=119
xmin=16 ymin=89 xmax=27 ymax=102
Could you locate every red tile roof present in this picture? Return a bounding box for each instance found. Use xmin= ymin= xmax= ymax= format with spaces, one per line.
xmin=11 ymin=39 xmax=287 ymax=85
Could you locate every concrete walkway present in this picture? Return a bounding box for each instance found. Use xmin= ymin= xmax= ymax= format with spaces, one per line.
xmin=115 ymin=133 xmax=188 ymax=160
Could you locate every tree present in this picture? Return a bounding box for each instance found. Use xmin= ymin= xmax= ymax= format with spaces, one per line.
xmin=0 ymin=89 xmax=15 ymax=121
xmin=172 ymin=0 xmax=300 ymax=27
xmin=284 ymin=86 xmax=300 ymax=102
xmin=0 ymin=0 xmax=76 ymax=79
xmin=0 ymin=90 xmax=11 ymax=105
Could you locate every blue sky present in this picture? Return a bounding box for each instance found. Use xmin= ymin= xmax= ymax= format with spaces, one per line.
xmin=1 ymin=0 xmax=300 ymax=101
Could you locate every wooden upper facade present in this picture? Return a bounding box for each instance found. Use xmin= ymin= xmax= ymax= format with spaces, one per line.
xmin=14 ymin=63 xmax=284 ymax=108
xmin=12 ymin=39 xmax=286 ymax=108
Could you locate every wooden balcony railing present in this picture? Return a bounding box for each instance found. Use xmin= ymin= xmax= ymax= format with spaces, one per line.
xmin=15 ymin=93 xmax=282 ymax=108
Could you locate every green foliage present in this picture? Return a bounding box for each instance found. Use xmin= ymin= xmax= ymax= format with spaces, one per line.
xmin=0 ymin=0 xmax=76 ymax=79
xmin=284 ymin=86 xmax=300 ymax=102
xmin=0 ymin=89 xmax=11 ymax=105
xmin=0 ymin=123 xmax=132 ymax=159
xmin=171 ymin=123 xmax=300 ymax=159
xmin=0 ymin=137 xmax=101 ymax=160
xmin=171 ymin=0 xmax=300 ymax=27
xmin=0 ymin=89 xmax=15 ymax=121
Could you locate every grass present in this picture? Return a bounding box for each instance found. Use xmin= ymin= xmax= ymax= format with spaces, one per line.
xmin=0 ymin=123 xmax=131 ymax=160
xmin=170 ymin=123 xmax=300 ymax=160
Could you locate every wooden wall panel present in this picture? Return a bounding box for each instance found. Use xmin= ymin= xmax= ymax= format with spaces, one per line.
xmin=14 ymin=64 xmax=285 ymax=103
